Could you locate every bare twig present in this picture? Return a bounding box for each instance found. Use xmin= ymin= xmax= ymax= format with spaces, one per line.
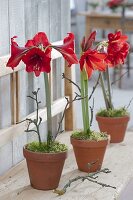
xmin=111 ymin=71 xmax=128 ymax=85
xmin=62 ymin=73 xmax=81 ymax=93
xmin=55 ymin=94 xmax=85 ymax=138
xmin=54 ymin=168 xmax=116 ymax=196
xmin=89 ymin=98 xmax=94 ymax=127
xmin=126 ymin=97 xmax=133 ymax=109
xmin=89 ymin=74 xmax=101 ymax=100
xmin=17 ymin=88 xmax=42 ymax=144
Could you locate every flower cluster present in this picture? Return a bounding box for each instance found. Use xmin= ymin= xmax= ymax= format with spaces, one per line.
xmin=106 ymin=31 xmax=129 ymax=66
xmin=7 ymin=32 xmax=78 ymax=76
xmin=79 ymin=30 xmax=129 ymax=78
xmin=79 ymin=31 xmax=107 ymax=78
xmin=107 ymin=0 xmax=125 ymax=9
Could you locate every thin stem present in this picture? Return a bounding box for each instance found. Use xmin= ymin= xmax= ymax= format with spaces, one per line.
xmin=106 ymin=66 xmax=113 ymax=109
xmin=44 ymin=73 xmax=52 ymax=148
xmin=100 ymin=72 xmax=110 ymax=110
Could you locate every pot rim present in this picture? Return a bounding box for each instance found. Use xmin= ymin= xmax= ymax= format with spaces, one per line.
xmin=70 ymin=136 xmax=108 ymax=148
xmin=70 ymin=136 xmax=108 ymax=142
xmin=96 ymin=115 xmax=130 ymax=120
xmin=23 ymin=144 xmax=68 ymax=156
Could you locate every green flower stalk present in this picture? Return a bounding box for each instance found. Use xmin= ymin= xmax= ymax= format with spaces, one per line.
xmin=79 ymin=31 xmax=107 ymax=135
xmin=44 ymin=73 xmax=52 ymax=148
xmin=80 ymin=69 xmax=90 ymax=134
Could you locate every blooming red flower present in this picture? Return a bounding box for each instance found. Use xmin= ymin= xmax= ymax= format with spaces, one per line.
xmin=106 ymin=31 xmax=130 ymax=66
xmin=79 ymin=31 xmax=107 ymax=78
xmin=80 ymin=49 xmax=107 ymax=78
xmin=52 ymin=33 xmax=78 ymax=67
xmin=7 ymin=33 xmax=52 ymax=76
xmin=22 ymin=32 xmax=52 ymax=76
xmin=7 ymin=32 xmax=78 ymax=76
xmin=6 ymin=36 xmax=31 ymax=69
xmin=107 ymin=0 xmax=125 ymax=9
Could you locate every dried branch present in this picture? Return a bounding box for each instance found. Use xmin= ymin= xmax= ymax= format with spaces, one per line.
xmin=126 ymin=97 xmax=133 ymax=109
xmin=17 ymin=88 xmax=42 ymax=144
xmin=62 ymin=73 xmax=81 ymax=93
xmin=89 ymin=74 xmax=101 ymax=100
xmin=54 ymin=168 xmax=116 ymax=196
xmin=111 ymin=71 xmax=128 ymax=85
xmin=55 ymin=93 xmax=85 ymax=139
xmin=89 ymin=98 xmax=94 ymax=127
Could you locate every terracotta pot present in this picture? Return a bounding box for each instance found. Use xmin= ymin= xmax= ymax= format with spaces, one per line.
xmin=96 ymin=115 xmax=130 ymax=143
xmin=70 ymin=137 xmax=108 ymax=173
xmin=23 ymin=147 xmax=67 ymax=190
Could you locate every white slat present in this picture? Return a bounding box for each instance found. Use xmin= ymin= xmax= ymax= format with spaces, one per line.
xmin=0 ymin=97 xmax=68 ymax=148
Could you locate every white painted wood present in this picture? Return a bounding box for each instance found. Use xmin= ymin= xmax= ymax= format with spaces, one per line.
xmin=8 ymin=0 xmax=27 ymax=166
xmin=0 ymin=0 xmax=13 ymax=175
xmin=0 ymin=97 xmax=69 ymax=148
xmin=49 ymin=0 xmax=61 ymax=42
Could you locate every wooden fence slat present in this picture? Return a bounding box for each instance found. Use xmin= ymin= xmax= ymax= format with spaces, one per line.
xmin=65 ymin=63 xmax=76 ymax=131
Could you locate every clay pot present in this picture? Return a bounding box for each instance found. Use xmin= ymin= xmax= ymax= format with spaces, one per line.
xmin=23 ymin=147 xmax=67 ymax=190
xmin=96 ymin=115 xmax=130 ymax=143
xmin=70 ymin=137 xmax=108 ymax=173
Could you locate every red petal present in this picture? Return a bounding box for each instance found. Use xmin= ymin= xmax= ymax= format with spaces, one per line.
xmin=25 ymin=32 xmax=51 ymax=48
xmin=52 ymin=33 xmax=78 ymax=66
xmin=85 ymin=63 xmax=93 ymax=78
xmin=63 ymin=33 xmax=74 ymax=49
xmin=7 ymin=36 xmax=30 ymax=69
xmin=84 ymin=31 xmax=96 ymax=51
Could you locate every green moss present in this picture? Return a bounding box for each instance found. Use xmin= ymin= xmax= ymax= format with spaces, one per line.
xmin=97 ymin=107 xmax=129 ymax=118
xmin=26 ymin=141 xmax=68 ymax=153
xmin=71 ymin=130 xmax=108 ymax=141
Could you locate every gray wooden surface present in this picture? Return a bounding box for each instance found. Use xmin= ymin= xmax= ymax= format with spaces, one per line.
xmin=1 ymin=131 xmax=133 ymax=200
xmin=0 ymin=0 xmax=70 ymax=175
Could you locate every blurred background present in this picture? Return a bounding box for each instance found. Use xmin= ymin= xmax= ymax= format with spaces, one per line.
xmin=70 ymin=0 xmax=133 ymax=131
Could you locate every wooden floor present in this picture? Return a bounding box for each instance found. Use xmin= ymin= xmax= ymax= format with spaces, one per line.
xmin=0 ymin=132 xmax=133 ymax=200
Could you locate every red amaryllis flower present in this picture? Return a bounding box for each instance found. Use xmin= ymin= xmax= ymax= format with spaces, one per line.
xmin=51 ymin=33 xmax=78 ymax=67
xmin=22 ymin=47 xmax=51 ymax=76
xmin=7 ymin=32 xmax=78 ymax=76
xmin=6 ymin=36 xmax=31 ymax=69
xmin=79 ymin=49 xmax=107 ymax=78
xmin=22 ymin=32 xmax=52 ymax=76
xmin=106 ymin=31 xmax=130 ymax=66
